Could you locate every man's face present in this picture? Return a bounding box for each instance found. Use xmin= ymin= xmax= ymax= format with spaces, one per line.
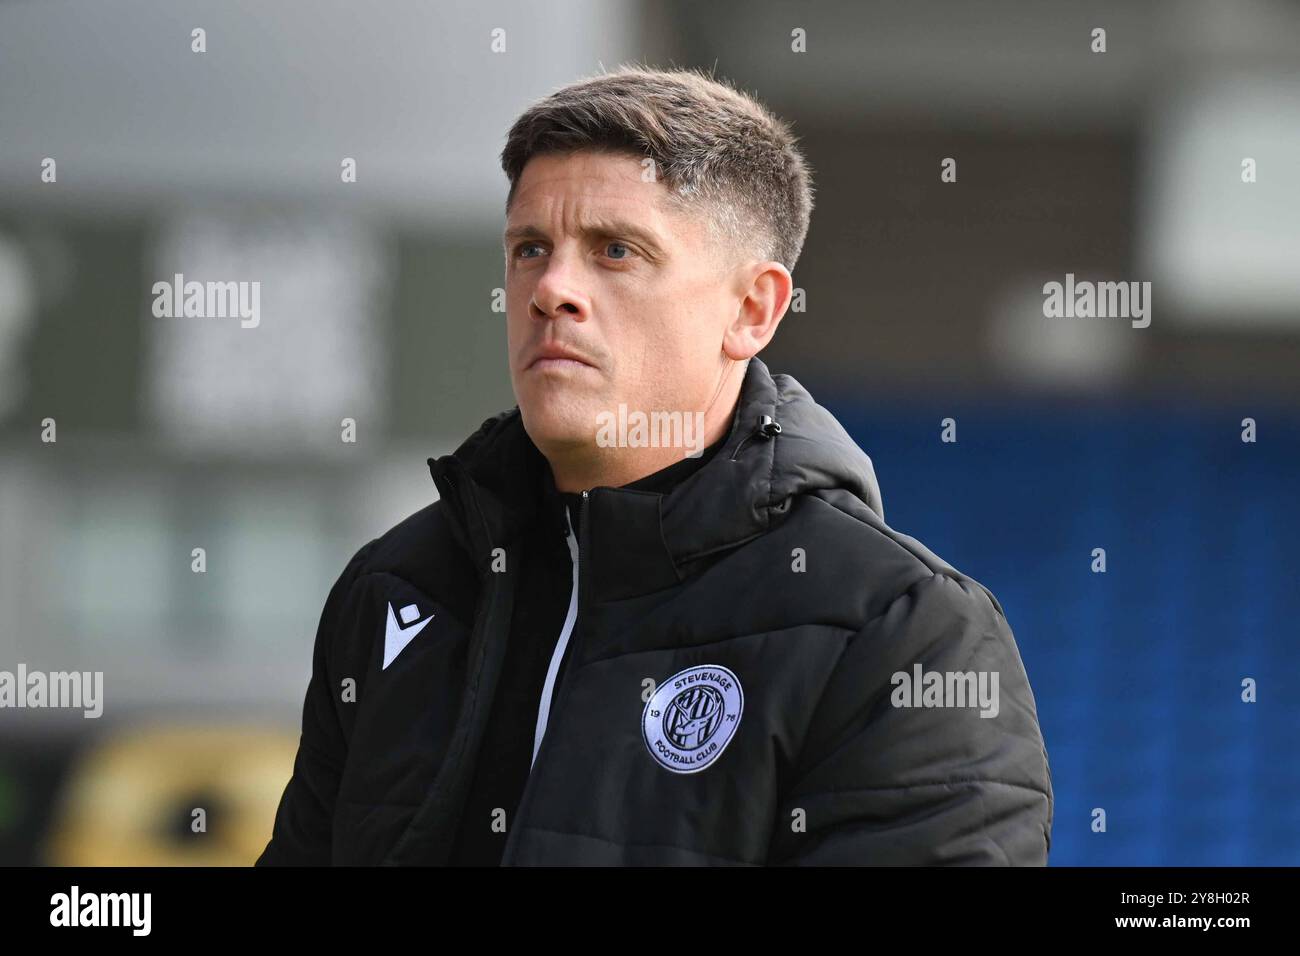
xmin=503 ymin=149 xmax=739 ymax=459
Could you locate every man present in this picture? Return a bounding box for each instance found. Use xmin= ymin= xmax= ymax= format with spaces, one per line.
xmin=257 ymin=66 xmax=1053 ymax=866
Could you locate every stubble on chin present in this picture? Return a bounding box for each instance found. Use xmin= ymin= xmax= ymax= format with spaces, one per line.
xmin=520 ymin=392 xmax=601 ymax=454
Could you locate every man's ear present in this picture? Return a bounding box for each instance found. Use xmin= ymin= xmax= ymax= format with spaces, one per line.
xmin=722 ymin=261 xmax=793 ymax=361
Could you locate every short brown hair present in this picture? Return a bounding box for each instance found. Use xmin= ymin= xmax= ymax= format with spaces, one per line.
xmin=500 ymin=64 xmax=815 ymax=272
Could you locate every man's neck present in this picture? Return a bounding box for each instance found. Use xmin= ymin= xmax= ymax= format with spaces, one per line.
xmin=547 ymin=390 xmax=740 ymax=493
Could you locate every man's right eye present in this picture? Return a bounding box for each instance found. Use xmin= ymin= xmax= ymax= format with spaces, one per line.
xmin=515 ymin=242 xmax=544 ymax=259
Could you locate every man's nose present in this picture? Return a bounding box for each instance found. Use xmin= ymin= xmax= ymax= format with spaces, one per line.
xmin=529 ymin=256 xmax=589 ymax=322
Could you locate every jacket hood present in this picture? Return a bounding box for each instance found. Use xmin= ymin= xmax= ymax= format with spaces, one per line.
xmin=428 ymin=356 xmax=883 ymax=600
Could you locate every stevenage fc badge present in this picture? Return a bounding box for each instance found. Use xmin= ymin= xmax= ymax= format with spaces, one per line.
xmin=643 ymin=665 xmax=744 ymax=774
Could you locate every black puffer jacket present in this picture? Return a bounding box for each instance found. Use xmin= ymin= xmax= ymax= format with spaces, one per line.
xmin=257 ymin=357 xmax=1053 ymax=866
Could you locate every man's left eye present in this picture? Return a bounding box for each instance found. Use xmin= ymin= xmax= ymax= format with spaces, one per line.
xmin=605 ymin=242 xmax=632 ymax=260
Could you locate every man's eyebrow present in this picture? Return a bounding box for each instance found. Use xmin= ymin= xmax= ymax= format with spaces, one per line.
xmin=503 ymin=219 xmax=667 ymax=258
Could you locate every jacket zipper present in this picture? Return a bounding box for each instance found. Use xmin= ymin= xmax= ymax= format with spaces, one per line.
xmin=502 ymin=488 xmax=590 ymax=864
xmin=528 ymin=495 xmax=582 ymax=769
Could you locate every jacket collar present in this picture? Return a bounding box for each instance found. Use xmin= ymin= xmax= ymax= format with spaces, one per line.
xmin=427 ymin=357 xmax=884 ymax=603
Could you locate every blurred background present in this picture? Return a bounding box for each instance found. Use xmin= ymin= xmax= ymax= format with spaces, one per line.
xmin=0 ymin=0 xmax=1297 ymax=865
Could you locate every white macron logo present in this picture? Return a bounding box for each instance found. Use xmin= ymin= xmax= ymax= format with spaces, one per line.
xmin=383 ymin=602 xmax=433 ymax=669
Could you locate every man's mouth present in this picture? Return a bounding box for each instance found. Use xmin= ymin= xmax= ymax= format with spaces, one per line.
xmin=526 ymin=343 xmax=597 ymax=371
xmin=530 ymin=357 xmax=593 ymax=372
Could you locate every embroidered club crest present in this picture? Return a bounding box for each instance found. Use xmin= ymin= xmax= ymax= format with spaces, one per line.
xmin=642 ymin=665 xmax=744 ymax=774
